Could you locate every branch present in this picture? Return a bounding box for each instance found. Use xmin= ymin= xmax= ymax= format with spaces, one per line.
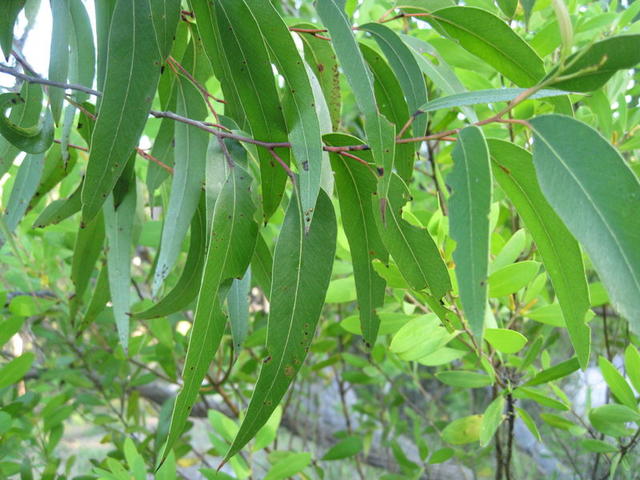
xmin=0 ymin=63 xmax=100 ymax=96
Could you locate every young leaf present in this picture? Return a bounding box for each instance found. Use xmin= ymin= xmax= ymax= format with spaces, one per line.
xmin=135 ymin=197 xmax=206 ymax=320
xmin=436 ymin=371 xmax=494 ymax=388
xmin=224 ymin=189 xmax=337 ymax=461
xmin=426 ymin=7 xmax=545 ymax=86
xmin=82 ymin=0 xmax=180 ymax=222
xmin=448 ymin=126 xmax=491 ymax=339
xmin=484 ymin=328 xmax=527 ymax=354
xmin=374 ymin=173 xmax=451 ymax=298
xmin=488 ymin=261 xmax=540 ymax=298
xmin=326 ymin=133 xmax=387 ymax=346
xmin=322 ymin=436 xmax=363 ymax=461
xmin=480 ymin=396 xmax=505 ymax=447
xmin=550 ymin=35 xmax=640 ymax=92
xmin=103 ymin=161 xmax=136 ymax=351
xmin=530 ymin=115 xmax=640 ymax=333
xmin=243 ymin=0 xmax=323 ymax=226
xmin=525 ymin=357 xmax=580 ymax=386
xmin=598 ymin=356 xmax=637 ymax=410
xmin=441 ymin=415 xmax=482 ymax=445
xmin=625 ymin=345 xmax=640 ymax=394
xmin=489 ymin=139 xmax=591 ymax=368
xmin=160 ymin=166 xmax=258 ymax=464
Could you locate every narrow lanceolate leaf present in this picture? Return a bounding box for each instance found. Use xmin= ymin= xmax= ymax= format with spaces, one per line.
xmin=212 ymin=1 xmax=289 ymax=220
xmin=374 ymin=174 xmax=451 ymax=298
xmin=49 ymin=0 xmax=70 ymax=124
xmin=32 ymin=183 xmax=82 ymax=228
xmin=326 ymin=133 xmax=388 ymax=346
xmin=316 ymin=0 xmax=396 ymax=196
xmin=361 ymin=43 xmax=415 ymax=181
xmin=448 ymin=126 xmax=491 ymax=339
xmin=0 ymin=0 xmax=24 ymax=59
xmin=294 ymin=22 xmax=342 ymax=130
xmin=82 ymin=0 xmax=180 ymax=222
xmin=550 ymin=35 xmax=640 ymax=92
xmin=417 ymin=89 xmax=571 ymax=115
xmin=153 ymin=44 xmax=208 ymax=294
xmin=228 ymin=268 xmax=251 ymax=351
xmin=68 ymin=0 xmax=96 ymax=102
xmin=103 ymin=163 xmax=136 ymax=351
xmin=489 ymin=139 xmax=590 ymax=368
xmin=161 ymin=166 xmax=258 ymax=464
xmin=71 ymin=212 xmax=105 ymax=300
xmin=94 ymin=0 xmax=115 ymax=92
xmin=427 ymin=7 xmax=545 ymax=87
xmin=251 ymin=232 xmax=273 ymax=299
xmin=225 ymin=189 xmax=337 ymax=460
xmin=0 ymin=93 xmax=54 ymax=154
xmin=3 ymin=154 xmax=44 ymax=233
xmin=244 ymin=0 xmax=323 ymax=226
xmin=359 ymin=23 xmax=428 ymax=138
xmin=530 ymin=115 xmax=640 ymax=333
xmin=135 ymin=198 xmax=206 ymax=320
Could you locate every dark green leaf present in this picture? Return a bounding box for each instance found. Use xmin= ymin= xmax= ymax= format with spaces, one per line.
xmin=322 ymin=436 xmax=363 ymax=460
xmin=0 ymin=93 xmax=54 ymax=154
xmin=4 ymin=154 xmax=44 ymax=232
xmin=49 ymin=0 xmax=70 ymax=124
xmin=0 ymin=0 xmax=24 ymax=59
xmin=228 ymin=268 xmax=251 ymax=351
xmin=32 ymin=183 xmax=82 ymax=228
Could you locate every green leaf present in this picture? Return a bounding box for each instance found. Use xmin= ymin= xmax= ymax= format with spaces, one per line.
xmin=497 ymin=0 xmax=518 ymax=18
xmin=244 ymin=0 xmax=323 ymax=226
xmin=32 ymin=183 xmax=82 ymax=228
xmin=0 ymin=317 xmax=24 ymax=347
xmin=0 ymin=352 xmax=35 ymax=389
xmin=390 ymin=314 xmax=454 ymax=361
xmin=322 ymin=436 xmax=363 ymax=460
xmin=625 ymin=345 xmax=640 ymax=394
xmin=436 ymin=371 xmax=494 ymax=388
xmin=448 ymin=126 xmax=491 ymax=339
xmin=515 ymin=407 xmax=541 ymax=441
xmin=67 ymin=0 xmax=95 ymax=103
xmin=0 ymin=0 xmax=24 ymax=59
xmin=294 ymin=22 xmax=342 ymax=130
xmin=589 ymin=404 xmax=640 ymax=437
xmin=580 ymin=438 xmax=619 ymax=454
xmin=71 ymin=212 xmax=105 ymax=301
xmin=488 ymin=261 xmax=540 ymax=298
xmin=251 ymin=232 xmax=273 ymax=299
xmin=264 ymin=452 xmax=311 ymax=480
xmin=160 ymin=166 xmax=258 ymax=464
xmin=225 ymin=189 xmax=337 ymax=461
xmin=530 ymin=115 xmax=640 ymax=333
xmin=27 ymin=144 xmax=77 ymax=211
xmin=525 ymin=357 xmax=580 ymax=386
xmin=489 ymin=139 xmax=591 ymax=368
xmin=359 ymin=23 xmax=428 ymax=140
xmin=480 ymin=396 xmax=505 ymax=447
xmin=550 ymin=35 xmax=640 ymax=92
xmin=49 ymin=0 xmax=70 ymax=124
xmin=360 ymin=43 xmax=415 ymax=181
xmin=417 ymin=88 xmax=569 ymax=115
xmin=0 ymin=93 xmax=54 ymax=154
xmin=103 ymin=161 xmax=136 ymax=351
xmin=4 ymin=154 xmax=44 ymax=233
xmin=82 ymin=0 xmax=180 ymax=222
xmin=375 ymin=174 xmax=450 ymax=297
xmin=341 ymin=312 xmax=412 ymax=336
xmin=441 ymin=415 xmax=482 ymax=445
xmin=228 ymin=268 xmax=251 ymax=351
xmin=484 ymin=328 xmax=527 ymax=354
xmin=326 ymin=133 xmax=387 ymax=345
xmin=213 ymin=0 xmax=289 ymax=220
xmin=153 ymin=43 xmax=208 ymax=294
xmin=513 ymin=387 xmax=569 ymax=410
xmin=316 ymin=0 xmax=396 ymax=196
xmin=598 ymin=356 xmax=637 ymax=410
xmin=134 ymin=196 xmax=204 ymax=318
xmin=426 ymin=7 xmax=545 ymax=86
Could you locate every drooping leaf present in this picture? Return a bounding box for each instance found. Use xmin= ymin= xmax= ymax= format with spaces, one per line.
xmin=530 ymin=115 xmax=640 ymax=333
xmin=212 ymin=0 xmax=290 ymax=220
xmin=71 ymin=212 xmax=105 ymax=302
xmin=224 ymin=189 xmax=337 ymax=461
xmin=0 ymin=0 xmax=24 ymax=59
xmin=49 ymin=0 xmax=70 ymax=124
xmin=76 ymin=262 xmax=110 ymax=333
xmin=489 ymin=139 xmax=591 ymax=368
xmin=228 ymin=268 xmax=251 ymax=351
xmin=251 ymin=232 xmax=273 ymax=299
xmin=550 ymin=35 xmax=640 ymax=92
xmin=160 ymin=166 xmax=258 ymax=464
xmin=360 ymin=43 xmax=415 ymax=181
xmin=294 ymin=22 xmax=342 ymax=130
xmin=32 ymin=183 xmax=82 ymax=228
xmin=426 ymin=7 xmax=545 ymax=86
xmin=480 ymin=396 xmax=505 ymax=447
xmin=326 ymin=133 xmax=387 ymax=346
xmin=625 ymin=345 xmax=640 ymax=394
xmin=103 ymin=160 xmax=136 ymax=351
xmin=67 ymin=0 xmax=95 ymax=102
xmin=27 ymin=144 xmax=77 ymax=211
xmin=0 ymin=93 xmax=54 ymax=154
xmin=374 ymin=173 xmax=450 ymax=298
xmin=316 ymin=0 xmax=396 ymax=196
xmin=94 ymin=0 xmax=115 ymax=92
xmin=153 ymin=42 xmax=208 ymax=294
xmin=360 ymin=23 xmax=428 ymax=140
xmin=244 ymin=0 xmax=323 ymax=226
xmin=135 ymin=197 xmax=206 ymax=320
xmin=3 ymin=154 xmax=44 ymax=232
xmin=448 ymin=126 xmax=491 ymax=339
xmin=82 ymin=0 xmax=181 ymax=222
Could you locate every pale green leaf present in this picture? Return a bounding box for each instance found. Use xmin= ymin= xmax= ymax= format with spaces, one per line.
xmin=484 ymin=328 xmax=527 ymax=354
xmin=0 ymin=352 xmax=35 ymax=389
xmin=441 ymin=415 xmax=482 ymax=445
xmin=488 ymin=261 xmax=540 ymax=298
xmin=598 ymin=356 xmax=637 ymax=410
xmin=480 ymin=396 xmax=505 ymax=447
